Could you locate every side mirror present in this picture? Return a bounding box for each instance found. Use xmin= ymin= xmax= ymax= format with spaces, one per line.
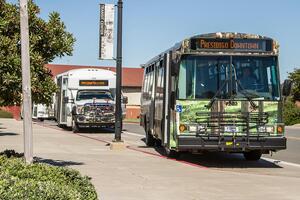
xmin=63 ymin=97 xmax=69 ymax=103
xmin=63 ymin=97 xmax=74 ymax=103
xmin=282 ymin=79 xmax=292 ymax=96
xmin=122 ymin=96 xmax=128 ymax=104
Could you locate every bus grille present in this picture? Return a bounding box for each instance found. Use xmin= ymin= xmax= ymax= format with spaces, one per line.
xmin=194 ymin=112 xmax=270 ymax=136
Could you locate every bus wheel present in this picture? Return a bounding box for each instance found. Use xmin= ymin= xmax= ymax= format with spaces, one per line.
xmin=165 ymin=148 xmax=180 ymax=159
xmin=145 ymin=130 xmax=155 ymax=146
xmin=243 ymin=150 xmax=262 ymax=161
xmin=72 ymin=120 xmax=80 ymax=133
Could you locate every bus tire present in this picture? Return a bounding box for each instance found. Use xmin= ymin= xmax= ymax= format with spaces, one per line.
xmin=243 ymin=150 xmax=262 ymax=161
xmin=145 ymin=130 xmax=155 ymax=146
xmin=72 ymin=120 xmax=80 ymax=133
xmin=165 ymin=148 xmax=180 ymax=159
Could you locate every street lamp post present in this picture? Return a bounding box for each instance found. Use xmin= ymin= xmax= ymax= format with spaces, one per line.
xmin=114 ymin=0 xmax=123 ymax=142
xmin=20 ymin=0 xmax=33 ymax=163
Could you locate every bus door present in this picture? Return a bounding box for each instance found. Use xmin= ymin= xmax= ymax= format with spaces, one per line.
xmin=149 ymin=64 xmax=157 ymax=135
xmin=58 ymin=76 xmax=68 ymax=125
xmin=56 ymin=77 xmax=62 ymax=123
xmin=154 ymin=60 xmax=164 ymax=139
xmin=162 ymin=52 xmax=171 ymax=146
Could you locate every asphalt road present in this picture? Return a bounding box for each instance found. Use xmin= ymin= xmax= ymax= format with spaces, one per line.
xmin=124 ymin=123 xmax=300 ymax=165
xmin=264 ymin=127 xmax=300 ymax=164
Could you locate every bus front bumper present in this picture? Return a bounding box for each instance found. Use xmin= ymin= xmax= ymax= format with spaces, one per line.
xmin=177 ymin=136 xmax=286 ymax=152
xmin=74 ymin=113 xmax=114 ymax=123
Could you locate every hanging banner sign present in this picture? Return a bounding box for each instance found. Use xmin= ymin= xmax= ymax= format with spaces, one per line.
xmin=99 ymin=4 xmax=115 ymax=60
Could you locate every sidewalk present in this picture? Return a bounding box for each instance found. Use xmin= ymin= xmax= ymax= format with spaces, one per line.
xmin=1 ymin=118 xmax=300 ymax=200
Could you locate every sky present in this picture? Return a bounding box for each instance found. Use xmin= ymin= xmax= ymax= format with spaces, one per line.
xmin=8 ymin=0 xmax=300 ymax=79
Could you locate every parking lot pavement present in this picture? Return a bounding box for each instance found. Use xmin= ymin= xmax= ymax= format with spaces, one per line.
xmin=1 ymin=118 xmax=300 ymax=200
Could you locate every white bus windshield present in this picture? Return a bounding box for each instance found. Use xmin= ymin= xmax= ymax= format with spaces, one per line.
xmin=76 ymin=90 xmax=113 ymax=101
xmin=178 ymin=55 xmax=280 ymax=100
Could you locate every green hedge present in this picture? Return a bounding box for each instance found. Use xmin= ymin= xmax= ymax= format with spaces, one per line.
xmin=0 ymin=110 xmax=13 ymax=118
xmin=283 ymin=99 xmax=300 ymax=126
xmin=0 ymin=150 xmax=98 ymax=200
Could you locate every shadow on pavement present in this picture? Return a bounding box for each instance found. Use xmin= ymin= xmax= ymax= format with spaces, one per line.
xmin=140 ymin=137 xmax=281 ymax=169
xmin=34 ymin=157 xmax=84 ymax=167
xmin=0 ymin=131 xmax=18 ymax=136
xmin=74 ymin=127 xmax=115 ymax=134
xmin=177 ymin=152 xmax=281 ymax=169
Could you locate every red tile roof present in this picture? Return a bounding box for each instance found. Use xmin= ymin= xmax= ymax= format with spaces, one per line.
xmin=45 ymin=64 xmax=144 ymax=87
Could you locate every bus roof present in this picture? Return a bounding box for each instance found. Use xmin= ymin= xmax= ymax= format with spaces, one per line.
xmin=56 ymin=68 xmax=116 ymax=79
xmin=190 ymin=32 xmax=274 ymax=40
xmin=144 ymin=32 xmax=279 ymax=66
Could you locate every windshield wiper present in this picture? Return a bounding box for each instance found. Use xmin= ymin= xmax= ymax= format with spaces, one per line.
xmin=231 ymin=63 xmax=258 ymax=109
xmin=205 ymin=79 xmax=229 ymax=109
xmin=233 ymin=80 xmax=259 ymax=109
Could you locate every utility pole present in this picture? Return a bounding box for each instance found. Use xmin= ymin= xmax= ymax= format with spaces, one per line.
xmin=114 ymin=0 xmax=123 ymax=142
xmin=20 ymin=0 xmax=33 ymax=163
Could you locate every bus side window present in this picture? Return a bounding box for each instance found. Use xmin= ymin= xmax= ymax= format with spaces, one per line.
xmin=159 ymin=60 xmax=164 ymax=100
xmin=144 ymin=67 xmax=149 ymax=98
xmin=155 ymin=62 xmax=160 ymax=99
xmin=149 ymin=65 xmax=154 ymax=99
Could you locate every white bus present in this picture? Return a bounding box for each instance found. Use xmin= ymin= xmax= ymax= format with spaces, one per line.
xmin=32 ymin=104 xmax=54 ymax=121
xmin=55 ymin=68 xmax=127 ymax=132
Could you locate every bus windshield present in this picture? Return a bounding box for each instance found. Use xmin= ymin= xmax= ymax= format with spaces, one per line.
xmin=178 ymin=55 xmax=280 ymax=100
xmin=76 ymin=90 xmax=113 ymax=101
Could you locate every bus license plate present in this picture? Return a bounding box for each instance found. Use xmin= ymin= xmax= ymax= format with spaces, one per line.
xmin=224 ymin=126 xmax=238 ymax=133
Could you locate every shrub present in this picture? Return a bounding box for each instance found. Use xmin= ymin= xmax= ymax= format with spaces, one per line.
xmin=283 ymin=99 xmax=300 ymax=126
xmin=0 ymin=110 xmax=13 ymax=118
xmin=0 ymin=150 xmax=98 ymax=200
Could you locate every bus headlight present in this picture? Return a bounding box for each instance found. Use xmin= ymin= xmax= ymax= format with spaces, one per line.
xmin=77 ymin=106 xmax=84 ymax=114
xmin=188 ymin=125 xmax=197 ymax=132
xmin=258 ymin=126 xmax=274 ymax=133
xmin=180 ymin=124 xmax=207 ymax=133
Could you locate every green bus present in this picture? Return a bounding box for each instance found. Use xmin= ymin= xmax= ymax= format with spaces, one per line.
xmin=140 ymin=32 xmax=290 ymax=160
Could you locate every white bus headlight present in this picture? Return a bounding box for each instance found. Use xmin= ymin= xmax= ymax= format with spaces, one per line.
xmin=188 ymin=125 xmax=197 ymax=132
xmin=258 ymin=126 xmax=274 ymax=133
xmin=77 ymin=106 xmax=84 ymax=114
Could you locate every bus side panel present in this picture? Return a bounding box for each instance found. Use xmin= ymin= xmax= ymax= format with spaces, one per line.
xmin=56 ymin=77 xmax=62 ymax=124
xmin=140 ymin=66 xmax=153 ymax=133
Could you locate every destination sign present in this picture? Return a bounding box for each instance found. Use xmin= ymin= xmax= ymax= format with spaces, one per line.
xmin=190 ymin=38 xmax=273 ymax=52
xmin=79 ymin=80 xmax=108 ymax=86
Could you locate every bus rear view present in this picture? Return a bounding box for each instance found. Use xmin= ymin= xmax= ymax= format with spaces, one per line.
xmin=140 ymin=32 xmax=288 ymax=160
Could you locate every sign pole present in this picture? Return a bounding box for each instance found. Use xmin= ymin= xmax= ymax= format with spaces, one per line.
xmin=114 ymin=0 xmax=123 ymax=142
xmin=20 ymin=0 xmax=33 ymax=163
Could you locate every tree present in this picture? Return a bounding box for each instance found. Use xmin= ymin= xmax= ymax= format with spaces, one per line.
xmin=0 ymin=0 xmax=75 ymax=106
xmin=288 ymin=68 xmax=300 ymax=101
